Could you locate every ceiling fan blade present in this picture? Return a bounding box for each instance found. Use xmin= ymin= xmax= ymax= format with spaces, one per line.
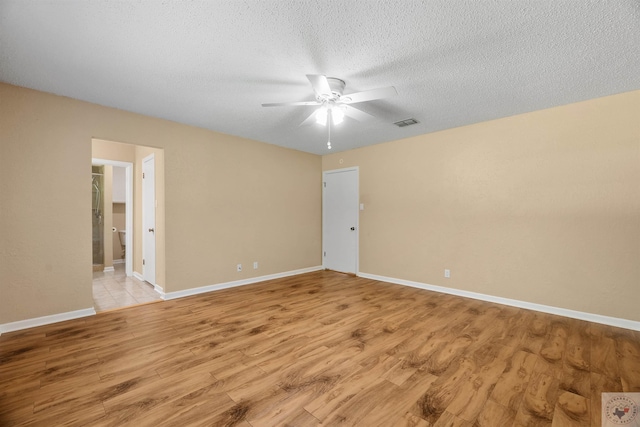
xmin=340 ymin=86 xmax=397 ymax=104
xmin=299 ymin=110 xmax=319 ymax=127
xmin=262 ymin=101 xmax=321 ymax=107
xmin=306 ymin=74 xmax=332 ymax=97
xmin=343 ymin=105 xmax=376 ymax=122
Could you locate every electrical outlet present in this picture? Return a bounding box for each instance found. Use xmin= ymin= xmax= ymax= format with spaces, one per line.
xmin=444 ymin=269 xmax=450 ymax=278
xmin=237 ymin=264 xmax=242 ymax=272
xmin=253 ymin=261 xmax=258 ymax=269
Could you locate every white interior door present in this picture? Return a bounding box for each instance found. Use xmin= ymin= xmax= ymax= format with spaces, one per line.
xmin=323 ymin=168 xmax=358 ymax=274
xmin=142 ymin=154 xmax=156 ymax=285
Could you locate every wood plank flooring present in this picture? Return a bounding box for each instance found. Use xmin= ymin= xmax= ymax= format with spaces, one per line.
xmin=1 ymin=270 xmax=639 ymax=426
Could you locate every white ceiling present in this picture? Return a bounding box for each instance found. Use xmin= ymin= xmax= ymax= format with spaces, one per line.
xmin=1 ymin=1 xmax=639 ymax=155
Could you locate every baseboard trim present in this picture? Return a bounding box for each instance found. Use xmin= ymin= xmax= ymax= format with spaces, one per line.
xmin=103 ymin=266 xmax=115 ymax=272
xmin=153 ymin=284 xmax=165 ymax=296
xmin=132 ymin=271 xmax=163 ymax=295
xmin=162 ymin=266 xmax=324 ymax=301
xmin=113 ymin=259 xmax=125 ymax=265
xmin=0 ymin=308 xmax=97 ymax=335
xmin=358 ymin=272 xmax=640 ymax=332
xmin=1 ymin=267 xmax=323 ymax=334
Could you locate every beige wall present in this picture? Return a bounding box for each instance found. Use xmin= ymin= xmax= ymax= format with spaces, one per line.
xmin=0 ymin=82 xmax=321 ymax=325
xmin=93 ymin=138 xmax=136 ymax=162
xmin=323 ymin=90 xmax=640 ymax=322
xmin=163 ymin=130 xmax=321 ymax=287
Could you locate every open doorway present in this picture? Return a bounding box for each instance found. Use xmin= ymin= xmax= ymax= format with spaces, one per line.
xmin=91 ymin=159 xmax=133 ymax=276
xmin=91 ymin=139 xmax=165 ymax=311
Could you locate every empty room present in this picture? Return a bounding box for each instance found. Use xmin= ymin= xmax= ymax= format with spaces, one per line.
xmin=1 ymin=1 xmax=639 ymax=426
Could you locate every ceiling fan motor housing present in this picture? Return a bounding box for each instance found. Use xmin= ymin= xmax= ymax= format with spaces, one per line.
xmin=322 ymin=77 xmax=346 ymax=100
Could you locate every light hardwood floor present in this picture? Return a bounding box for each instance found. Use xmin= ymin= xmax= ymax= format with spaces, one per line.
xmin=1 ymin=271 xmax=639 ymax=426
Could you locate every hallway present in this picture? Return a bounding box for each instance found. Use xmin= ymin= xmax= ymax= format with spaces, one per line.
xmin=92 ymin=263 xmax=162 ymax=311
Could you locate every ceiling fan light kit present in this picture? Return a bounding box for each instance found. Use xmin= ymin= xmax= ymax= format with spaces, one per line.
xmin=262 ymin=74 xmax=397 ymax=150
xmin=315 ymin=108 xmax=328 ymax=125
xmin=331 ymin=107 xmax=344 ymax=125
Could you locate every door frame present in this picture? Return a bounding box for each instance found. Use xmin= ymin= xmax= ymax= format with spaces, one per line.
xmin=322 ymin=166 xmax=359 ymax=274
xmin=91 ymin=158 xmax=133 ymax=277
xmin=142 ymin=153 xmax=156 ymax=285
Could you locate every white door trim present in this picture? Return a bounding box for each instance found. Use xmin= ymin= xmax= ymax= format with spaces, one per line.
xmin=92 ymin=158 xmax=133 ymax=277
xmin=142 ymin=153 xmax=156 ymax=285
xmin=322 ymin=167 xmax=359 ymax=274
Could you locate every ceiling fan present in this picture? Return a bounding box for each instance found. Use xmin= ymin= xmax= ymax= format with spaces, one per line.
xmin=262 ymin=74 xmax=397 ymax=127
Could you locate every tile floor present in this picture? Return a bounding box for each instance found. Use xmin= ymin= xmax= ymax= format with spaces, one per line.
xmin=92 ymin=263 xmax=162 ymax=312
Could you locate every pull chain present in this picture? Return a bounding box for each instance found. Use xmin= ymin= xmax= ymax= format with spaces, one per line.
xmin=327 ymin=114 xmax=332 ymax=150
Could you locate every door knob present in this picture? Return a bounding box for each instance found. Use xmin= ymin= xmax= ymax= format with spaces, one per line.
xmin=148 ymin=228 xmax=155 ymax=233
xmin=350 ymin=227 xmax=355 ymax=231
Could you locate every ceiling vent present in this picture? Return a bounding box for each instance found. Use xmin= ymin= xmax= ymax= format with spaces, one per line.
xmin=394 ymin=118 xmax=419 ymax=127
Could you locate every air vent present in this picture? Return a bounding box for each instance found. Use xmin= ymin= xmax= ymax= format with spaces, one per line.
xmin=394 ymin=118 xmax=419 ymax=127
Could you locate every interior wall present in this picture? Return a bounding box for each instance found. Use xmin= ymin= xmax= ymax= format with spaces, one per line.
xmin=112 ymin=167 xmax=126 ymax=203
xmin=323 ymin=90 xmax=640 ymax=322
xmin=0 ymin=82 xmax=321 ymax=325
xmin=163 ymin=128 xmax=321 ymax=287
xmin=93 ymin=138 xmax=136 ymax=162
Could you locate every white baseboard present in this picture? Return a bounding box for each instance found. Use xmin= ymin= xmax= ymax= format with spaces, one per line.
xmin=153 ymin=284 xmax=165 ymax=296
xmin=358 ymin=272 xmax=640 ymax=331
xmin=0 ymin=267 xmax=323 ymax=334
xmin=0 ymin=308 xmax=97 ymax=335
xmin=162 ymin=265 xmax=324 ymax=301
xmin=131 ymin=271 xmax=162 ymax=294
xmin=103 ymin=266 xmax=115 ymax=272
xmin=113 ymin=259 xmax=125 ymax=265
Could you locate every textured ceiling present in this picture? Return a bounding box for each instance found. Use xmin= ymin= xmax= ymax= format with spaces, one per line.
xmin=1 ymin=1 xmax=639 ymax=155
